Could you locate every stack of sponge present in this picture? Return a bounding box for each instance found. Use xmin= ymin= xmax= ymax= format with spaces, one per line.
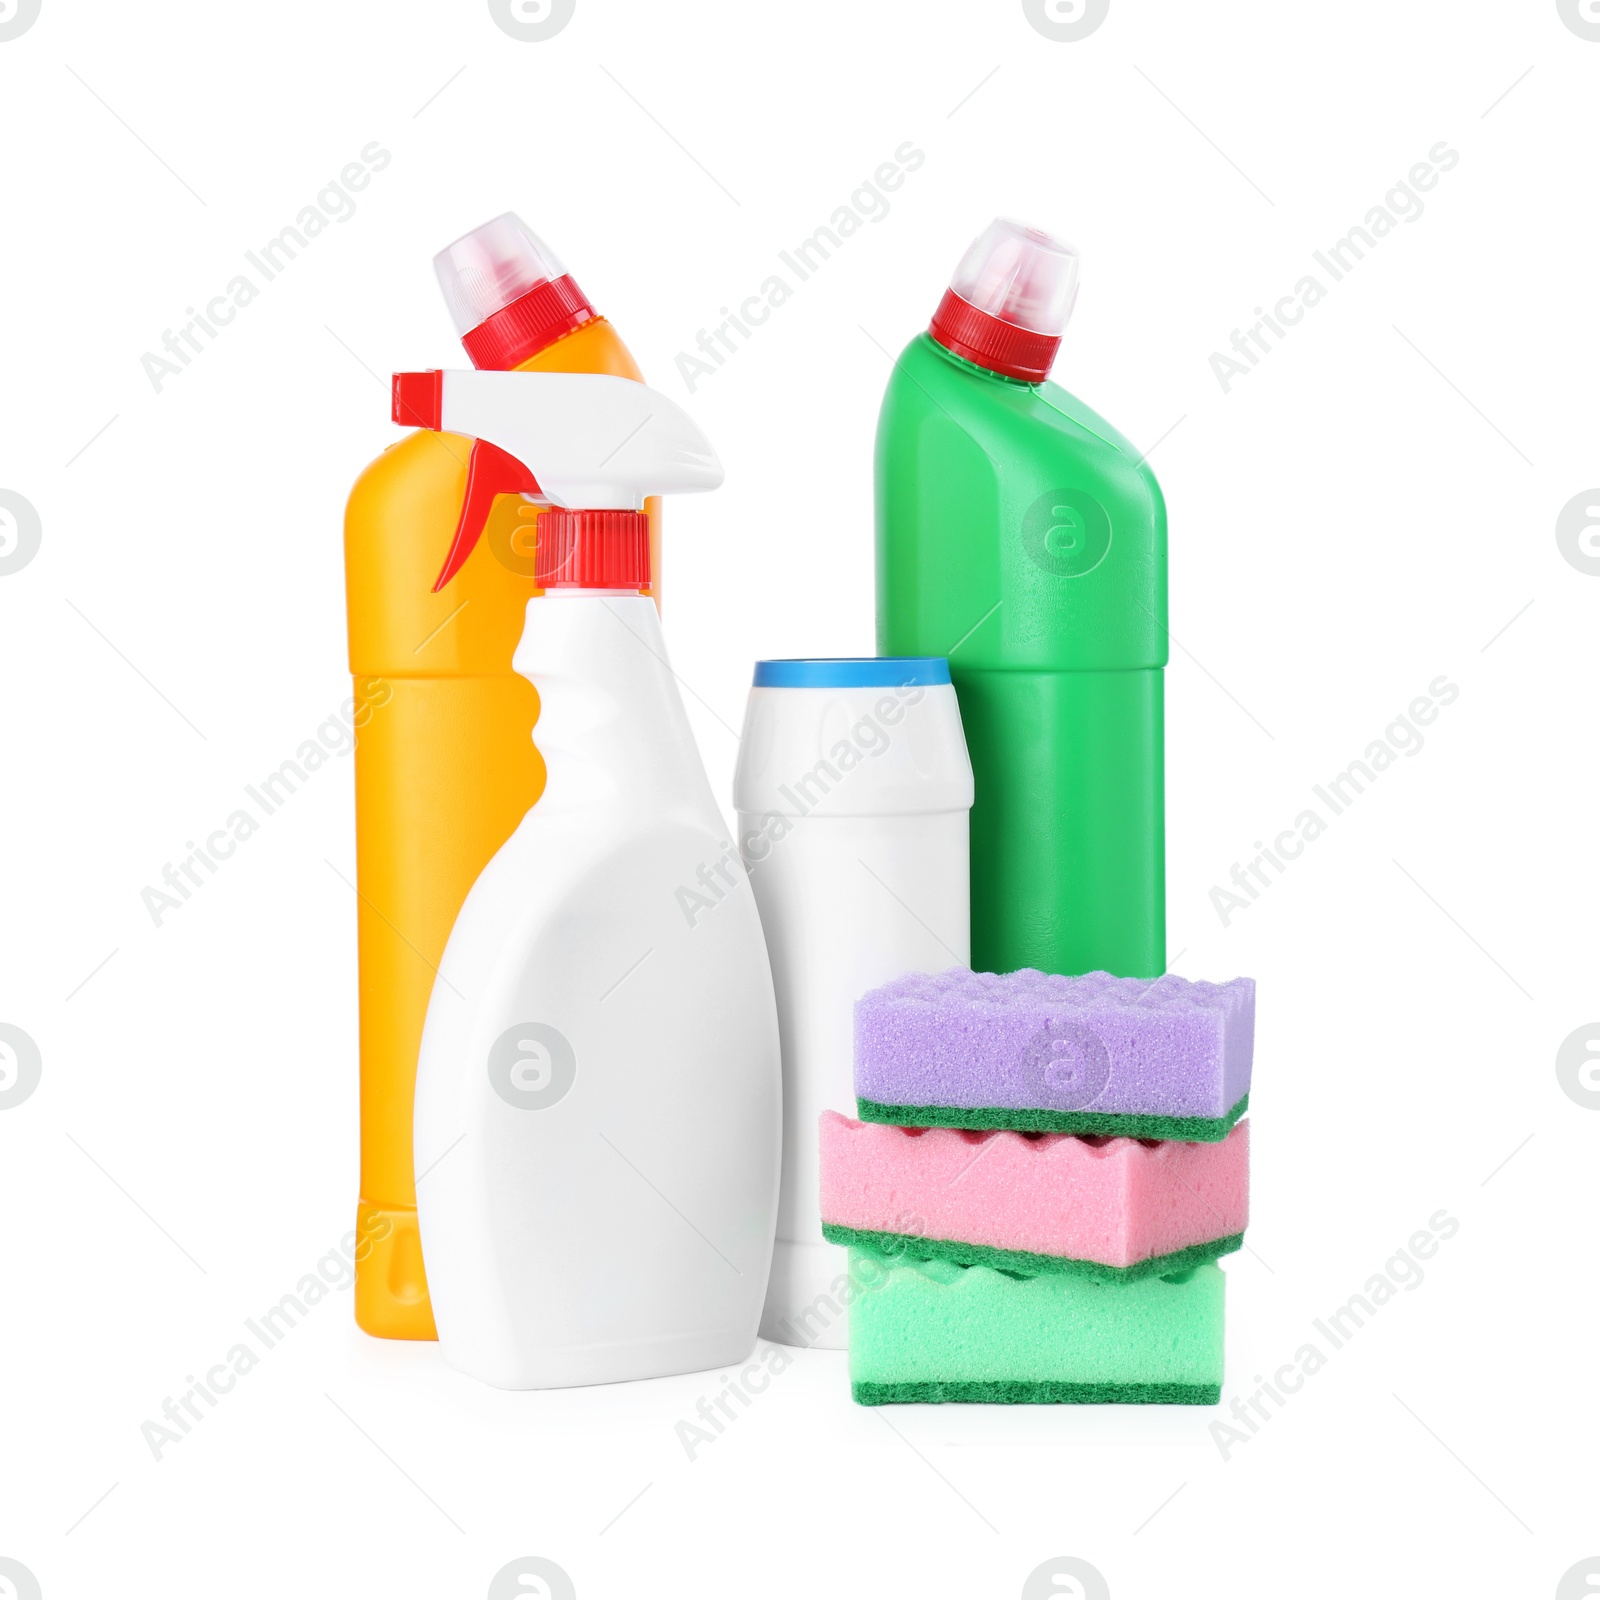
xmin=819 ymin=968 xmax=1255 ymax=1405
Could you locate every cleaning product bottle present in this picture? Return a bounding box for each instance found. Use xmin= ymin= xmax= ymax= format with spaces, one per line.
xmin=344 ymin=216 xmax=661 ymax=1340
xmin=876 ymin=218 xmax=1168 ymax=980
xmin=402 ymin=368 xmax=781 ymax=1390
xmin=733 ymin=658 xmax=972 ymax=1349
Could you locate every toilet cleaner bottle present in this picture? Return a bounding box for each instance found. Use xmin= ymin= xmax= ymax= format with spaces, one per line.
xmin=343 ymin=216 xmax=661 ymax=1340
xmin=398 ymin=368 xmax=781 ymax=1389
xmin=876 ymin=218 xmax=1168 ymax=979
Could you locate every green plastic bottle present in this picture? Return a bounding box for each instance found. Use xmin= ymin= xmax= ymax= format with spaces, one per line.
xmin=875 ymin=219 xmax=1167 ymax=980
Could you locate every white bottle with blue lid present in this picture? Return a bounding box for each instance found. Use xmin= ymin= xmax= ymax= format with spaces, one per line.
xmin=733 ymin=658 xmax=973 ymax=1348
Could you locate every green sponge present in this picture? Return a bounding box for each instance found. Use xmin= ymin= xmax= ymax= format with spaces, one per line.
xmin=823 ymin=1223 xmax=1244 ymax=1284
xmin=848 ymin=1247 xmax=1224 ymax=1405
xmin=854 ymin=1093 xmax=1249 ymax=1142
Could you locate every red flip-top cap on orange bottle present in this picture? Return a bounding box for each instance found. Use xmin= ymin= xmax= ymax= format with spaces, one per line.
xmin=434 ymin=212 xmax=597 ymax=372
xmin=417 ymin=215 xmax=607 ymax=589
xmin=928 ymin=218 xmax=1081 ymax=384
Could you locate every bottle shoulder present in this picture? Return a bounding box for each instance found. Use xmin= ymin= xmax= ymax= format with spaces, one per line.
xmin=520 ymin=316 xmax=643 ymax=380
xmin=346 ymin=426 xmax=469 ymax=527
xmin=344 ymin=432 xmax=538 ymax=674
xmin=883 ymin=335 xmax=1156 ymax=482
xmin=880 ymin=336 xmax=1164 ymax=527
xmin=439 ymin=813 xmax=764 ymax=1013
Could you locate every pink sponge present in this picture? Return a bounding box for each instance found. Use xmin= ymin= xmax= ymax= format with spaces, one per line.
xmin=819 ymin=1111 xmax=1249 ymax=1281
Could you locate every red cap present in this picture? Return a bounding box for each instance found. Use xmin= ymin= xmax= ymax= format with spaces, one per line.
xmin=535 ymin=509 xmax=650 ymax=590
xmin=929 ymin=289 xmax=1062 ymax=383
xmin=461 ymin=274 xmax=596 ymax=371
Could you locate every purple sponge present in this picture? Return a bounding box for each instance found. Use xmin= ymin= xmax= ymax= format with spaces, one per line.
xmin=855 ymin=969 xmax=1254 ymax=1141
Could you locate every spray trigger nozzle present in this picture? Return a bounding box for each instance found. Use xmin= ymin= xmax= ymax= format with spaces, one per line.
xmin=392 ymin=368 xmax=722 ymax=591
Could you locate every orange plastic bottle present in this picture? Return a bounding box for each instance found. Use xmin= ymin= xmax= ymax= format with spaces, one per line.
xmin=344 ymin=215 xmax=661 ymax=1338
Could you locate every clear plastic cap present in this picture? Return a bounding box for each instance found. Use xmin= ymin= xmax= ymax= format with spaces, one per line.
xmin=432 ymin=213 xmax=568 ymax=337
xmin=949 ymin=217 xmax=1080 ymax=336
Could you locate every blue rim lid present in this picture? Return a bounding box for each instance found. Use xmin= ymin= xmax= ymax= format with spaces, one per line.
xmin=752 ymin=657 xmax=950 ymax=689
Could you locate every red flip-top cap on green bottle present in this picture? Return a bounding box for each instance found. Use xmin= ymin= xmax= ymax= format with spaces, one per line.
xmin=434 ymin=213 xmax=597 ymax=372
xmin=929 ymin=218 xmax=1081 ymax=383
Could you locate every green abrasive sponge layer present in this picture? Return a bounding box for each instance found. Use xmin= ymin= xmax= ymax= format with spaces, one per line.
xmin=854 ymin=1095 xmax=1249 ymax=1141
xmin=847 ymin=1247 xmax=1224 ymax=1406
xmin=824 ymin=1222 xmax=1243 ymax=1284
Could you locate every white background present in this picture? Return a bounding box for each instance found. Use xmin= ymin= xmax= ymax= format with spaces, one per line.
xmin=1 ymin=1 xmax=1596 ymax=1596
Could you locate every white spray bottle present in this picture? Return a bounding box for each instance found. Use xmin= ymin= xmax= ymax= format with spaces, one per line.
xmin=401 ymin=367 xmax=781 ymax=1390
